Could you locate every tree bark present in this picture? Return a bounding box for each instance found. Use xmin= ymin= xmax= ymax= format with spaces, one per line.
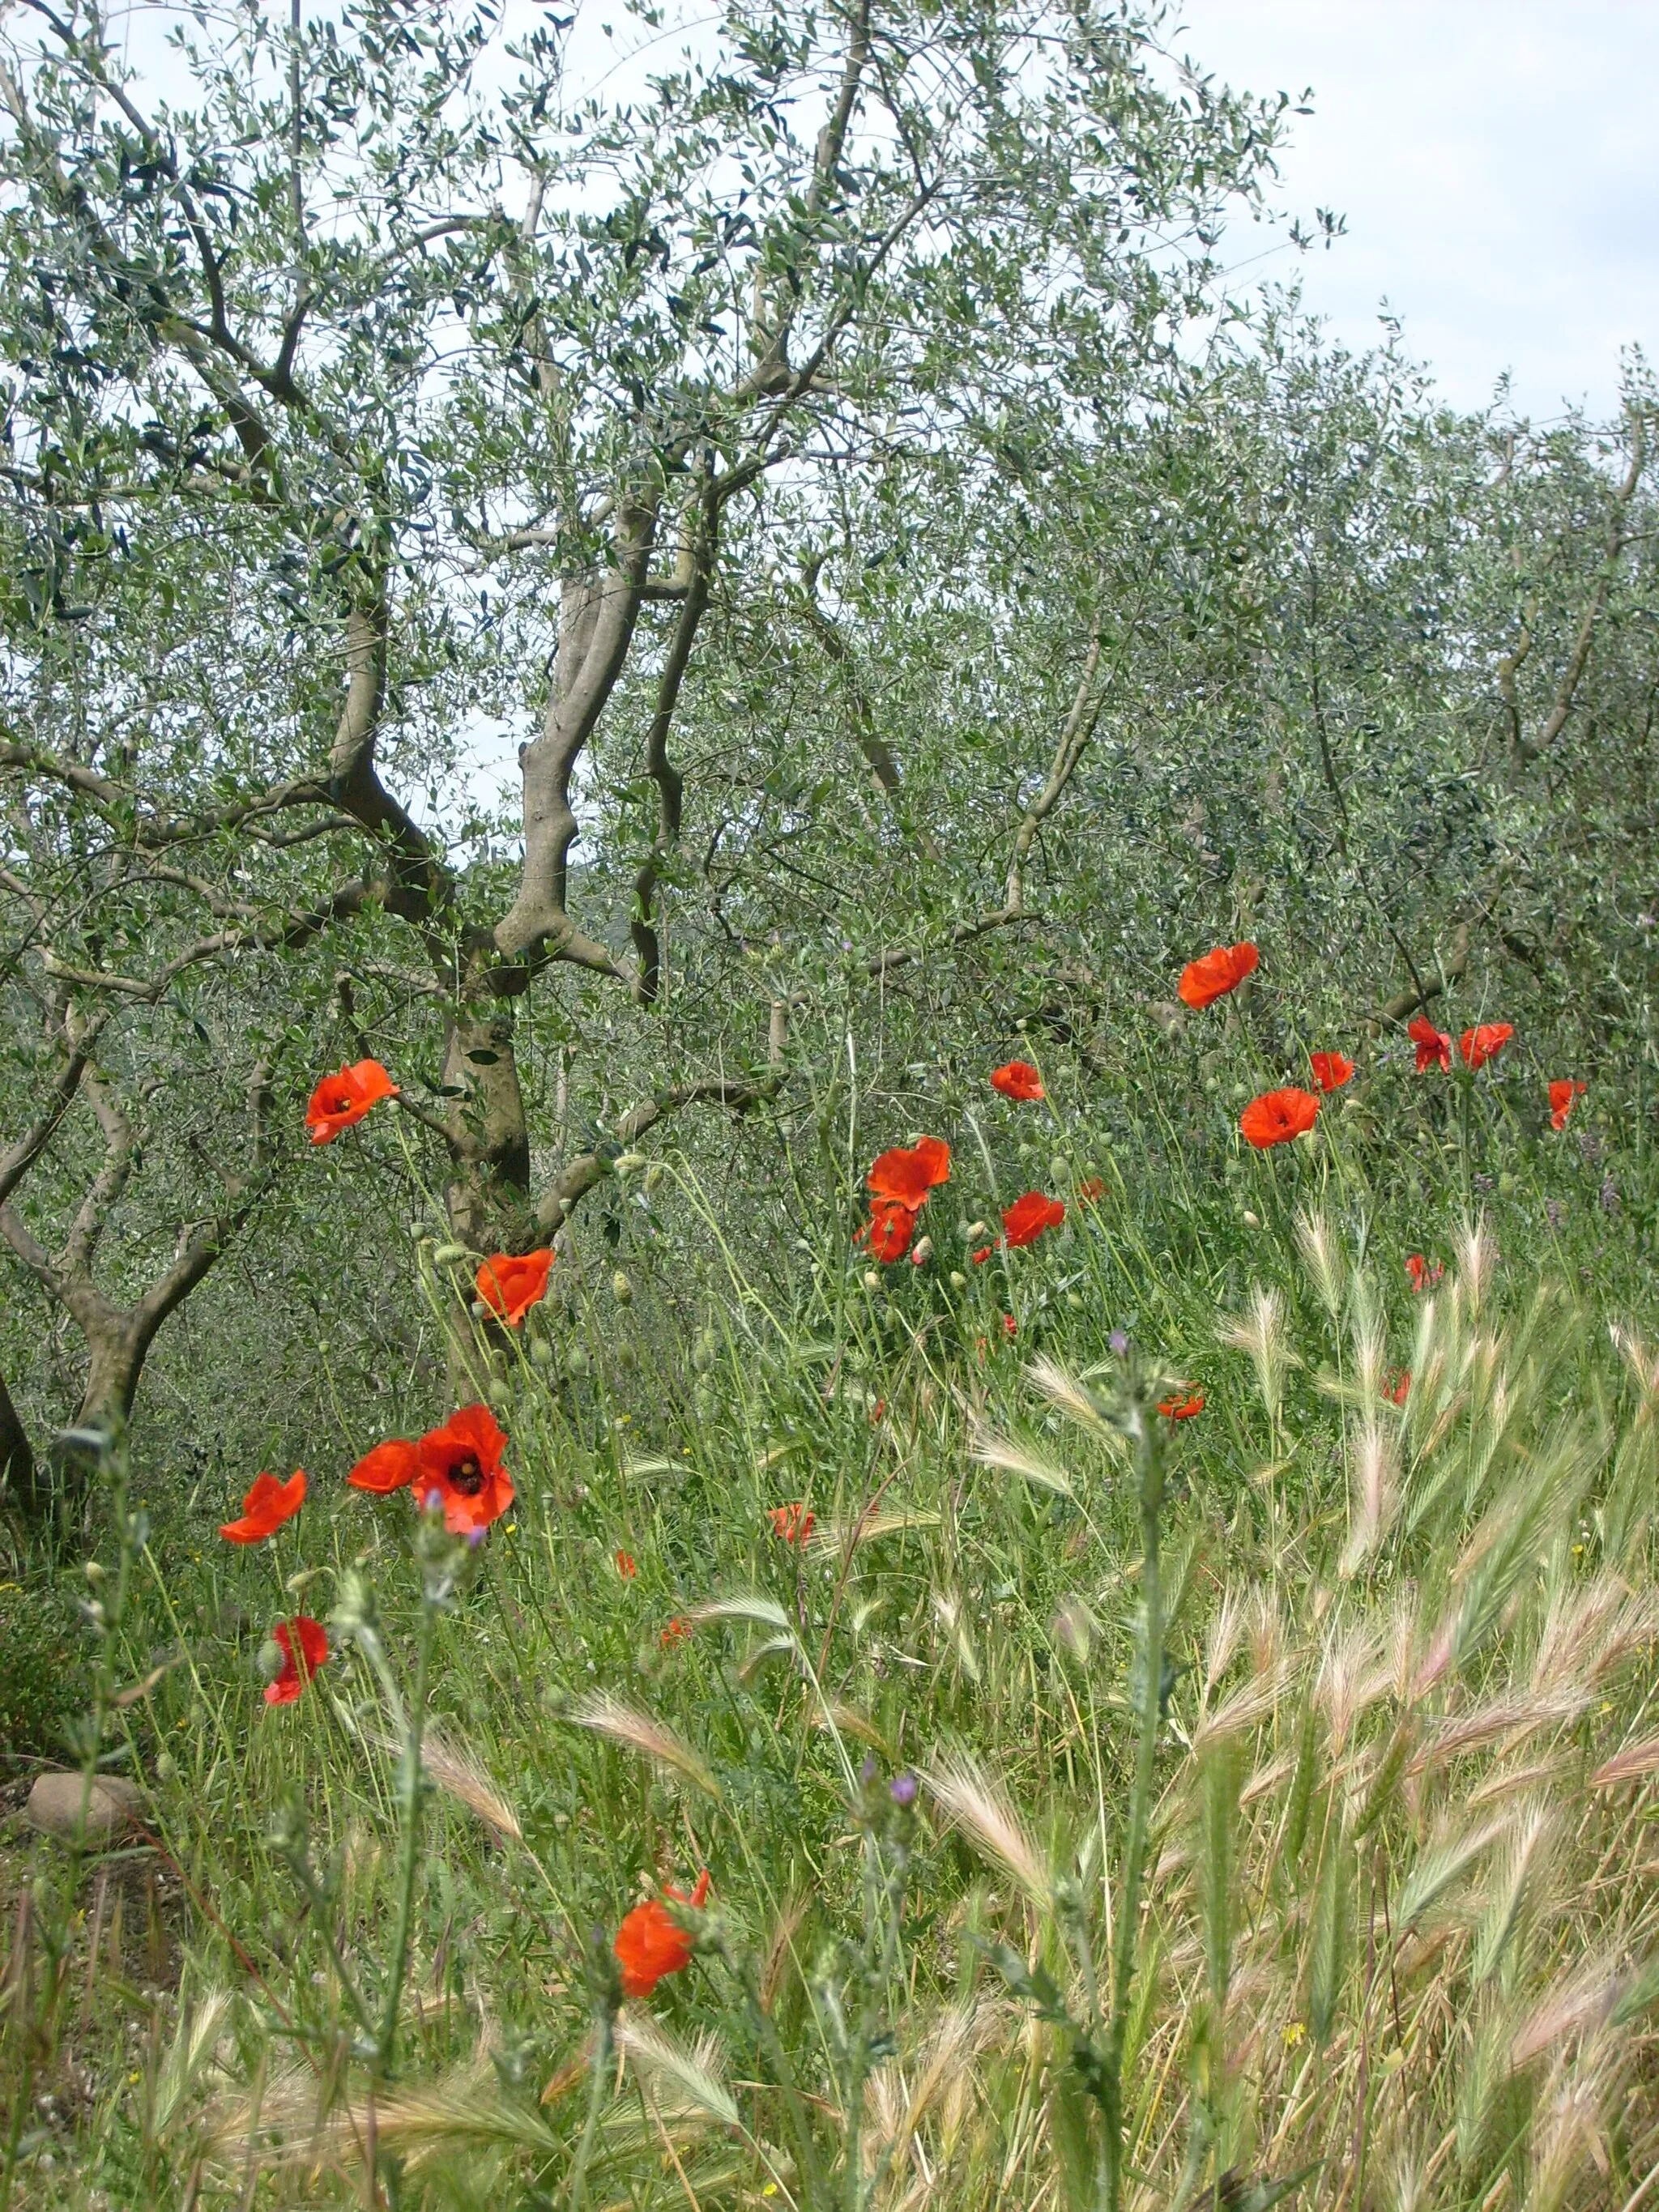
xmin=0 ymin=1361 xmax=36 ymax=1515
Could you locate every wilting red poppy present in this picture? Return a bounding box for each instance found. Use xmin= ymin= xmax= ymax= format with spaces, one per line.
xmin=859 ymin=1197 xmax=918 ymax=1264
xmin=1384 ymin=1370 xmax=1411 ymax=1405
xmin=769 ymin=1501 xmax=815 ymax=1545
xmin=660 ymin=1616 xmax=692 ymax=1647
xmin=1460 ymin=1022 xmax=1513 ymax=1072
xmin=1409 ymin=1016 xmax=1452 ymax=1074
xmin=220 ymin=1468 xmax=306 ymax=1544
xmin=415 ymin=1404 xmax=514 ymax=1536
xmin=1002 ymin=1191 xmax=1065 ymax=1247
xmin=348 ymin=1438 xmax=420 ymax=1494
xmin=867 ymin=1137 xmax=951 ymax=1211
xmin=305 ymin=1059 xmax=398 ymax=1145
xmin=1310 ymin=1051 xmax=1354 ymax=1093
xmin=1178 ymin=941 xmax=1259 ymax=1011
xmin=1002 ymin=1312 xmax=1018 ymax=1339
xmin=616 ymin=1549 xmax=638 ymax=1579
xmin=264 ymin=1615 xmax=328 ymax=1707
xmin=1077 ymin=1177 xmax=1106 ymax=1202
xmin=1158 ymin=1392 xmax=1205 ymax=1421
xmin=1549 ymin=1079 xmax=1587 ymax=1131
xmin=476 ymin=1248 xmax=554 ymax=1327
xmin=1405 ymin=1253 xmax=1444 ymax=1295
xmin=1239 ymin=1089 xmax=1320 ymax=1149
xmin=614 ymin=1870 xmax=711 ymax=1998
xmin=991 ymin=1060 xmax=1045 ymax=1102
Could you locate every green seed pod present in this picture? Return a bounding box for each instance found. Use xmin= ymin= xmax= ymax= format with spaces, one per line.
xmin=566 ymin=1341 xmax=591 ymax=1377
xmin=611 ymin=1270 xmax=633 ymax=1306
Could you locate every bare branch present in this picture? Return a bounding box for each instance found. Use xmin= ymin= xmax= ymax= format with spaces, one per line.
xmin=534 ymin=1076 xmax=780 ymax=1236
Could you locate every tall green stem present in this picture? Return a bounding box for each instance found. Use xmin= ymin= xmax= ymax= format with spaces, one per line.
xmin=1103 ymin=1403 xmax=1164 ymax=2212
xmin=378 ymin=1605 xmax=433 ymax=2072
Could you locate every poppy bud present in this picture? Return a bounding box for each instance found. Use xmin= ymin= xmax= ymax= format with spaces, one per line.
xmin=257 ymin=1636 xmax=284 ymax=1682
xmin=530 ymin=1336 xmax=554 ymax=1369
xmin=617 ymin=1341 xmax=638 ymax=1372
xmin=433 ymin=1242 xmax=467 ymax=1265
xmin=691 ymin=1332 xmax=716 ymax=1374
xmin=965 ymin=1220 xmax=988 ymax=1241
xmin=470 ymin=1298 xmax=488 ymax=1319
xmin=910 ymin=1236 xmax=934 ymax=1267
xmin=863 ymin=1269 xmax=882 ymax=1291
xmin=645 ymin=1162 xmax=665 ymax=1193
xmin=567 ymin=1342 xmax=591 ymax=1376
xmin=615 ymin=1152 xmax=648 ymax=1178
xmin=612 ymin=1271 xmax=633 ymax=1305
xmin=1243 ymin=1209 xmax=1260 ymax=1229
xmin=949 ymin=1270 xmax=967 ymax=1289
xmin=156 ymin=1750 xmax=177 ymax=1783
xmin=83 ymin=1560 xmax=104 ymax=1585
xmin=1050 ymin=1157 xmax=1068 ymax=1187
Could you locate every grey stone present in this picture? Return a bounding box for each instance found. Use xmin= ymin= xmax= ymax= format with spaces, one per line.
xmin=25 ymin=1771 xmax=144 ymax=1842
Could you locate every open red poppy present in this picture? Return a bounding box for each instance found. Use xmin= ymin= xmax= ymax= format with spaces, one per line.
xmin=991 ymin=1060 xmax=1045 ymax=1102
xmin=859 ymin=1197 xmax=918 ymax=1264
xmin=1002 ymin=1191 xmax=1065 ymax=1247
xmin=415 ymin=1404 xmax=514 ymax=1535
xmin=613 ymin=1870 xmax=710 ymax=1997
xmin=1384 ymin=1370 xmax=1411 ymax=1405
xmin=1239 ymin=1089 xmax=1320 ymax=1149
xmin=1405 ymin=1253 xmax=1443 ymax=1294
xmin=476 ymin=1248 xmax=554 ymax=1326
xmin=1158 ymin=1392 xmax=1205 ymax=1420
xmin=1309 ymin=1051 xmax=1354 ymax=1093
xmin=616 ymin=1549 xmax=638 ymax=1579
xmin=264 ymin=1615 xmax=328 ymax=1707
xmin=1178 ymin=941 xmax=1259 ymax=1011
xmin=1460 ymin=1022 xmax=1513 ymax=1071
xmin=768 ymin=1501 xmax=815 ymax=1545
xmin=348 ymin=1438 xmax=420 ymax=1494
xmin=1408 ymin=1016 xmax=1451 ymax=1073
xmin=660 ymin=1616 xmax=692 ymax=1647
xmin=220 ymin=1468 xmax=306 ymax=1544
xmin=1549 ymin=1079 xmax=1587 ymax=1131
xmin=305 ymin=1059 xmax=398 ymax=1144
xmin=867 ymin=1137 xmax=951 ymax=1212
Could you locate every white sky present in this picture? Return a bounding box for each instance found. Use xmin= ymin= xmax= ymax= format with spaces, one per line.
xmin=1175 ymin=0 xmax=1659 ymax=423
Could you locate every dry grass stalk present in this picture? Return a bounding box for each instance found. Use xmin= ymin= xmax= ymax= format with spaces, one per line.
xmin=923 ymin=1752 xmax=1051 ymax=1908
xmin=565 ymin=1690 xmax=723 ymax=1799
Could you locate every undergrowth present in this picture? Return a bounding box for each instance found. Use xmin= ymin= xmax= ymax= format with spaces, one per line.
xmin=5 ymin=1036 xmax=1659 ymax=2212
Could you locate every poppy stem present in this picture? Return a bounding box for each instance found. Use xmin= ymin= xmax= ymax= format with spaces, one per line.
xmin=376 ymin=1592 xmax=434 ymax=2077
xmin=567 ymin=2007 xmax=612 ymax=2212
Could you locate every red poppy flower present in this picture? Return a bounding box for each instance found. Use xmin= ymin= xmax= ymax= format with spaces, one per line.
xmin=476 ymin=1248 xmax=554 ymax=1327
xmin=613 ymin=1870 xmax=710 ymax=1998
xmin=616 ymin=1549 xmax=638 ymax=1579
xmin=1405 ymin=1253 xmax=1443 ymax=1295
xmin=1384 ymin=1370 xmax=1411 ymax=1405
xmin=868 ymin=1398 xmax=887 ymax=1426
xmin=1158 ymin=1392 xmax=1205 ymax=1421
xmin=415 ymin=1404 xmax=514 ymax=1536
xmin=859 ymin=1197 xmax=918 ymax=1264
xmin=660 ymin=1616 xmax=692 ymax=1647
xmin=305 ymin=1059 xmax=398 ymax=1144
xmin=971 ymin=1244 xmax=994 ymax=1266
xmin=1077 ymin=1177 xmax=1106 ymax=1202
xmin=348 ymin=1438 xmax=420 ymax=1494
xmin=220 ymin=1468 xmax=306 ymax=1544
xmin=769 ymin=1501 xmax=814 ymax=1545
xmin=1002 ymin=1312 xmax=1018 ymax=1339
xmin=1002 ymin=1191 xmax=1065 ymax=1247
xmin=1239 ymin=1089 xmax=1320 ymax=1149
xmin=1177 ymin=941 xmax=1259 ymax=1011
xmin=1310 ymin=1051 xmax=1354 ymax=1093
xmin=264 ymin=1615 xmax=328 ymax=1707
xmin=991 ymin=1060 xmax=1045 ymax=1102
xmin=1549 ymin=1079 xmax=1587 ymax=1132
xmin=867 ymin=1137 xmax=951 ymax=1211
xmin=1409 ymin=1016 xmax=1452 ymax=1074
xmin=1460 ymin=1023 xmax=1513 ymax=1072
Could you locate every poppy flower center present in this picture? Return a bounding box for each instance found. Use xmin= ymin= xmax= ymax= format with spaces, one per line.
xmin=449 ymin=1451 xmax=485 ymax=1495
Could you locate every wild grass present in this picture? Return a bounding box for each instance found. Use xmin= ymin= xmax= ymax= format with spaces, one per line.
xmin=5 ymin=1050 xmax=1659 ymax=2210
